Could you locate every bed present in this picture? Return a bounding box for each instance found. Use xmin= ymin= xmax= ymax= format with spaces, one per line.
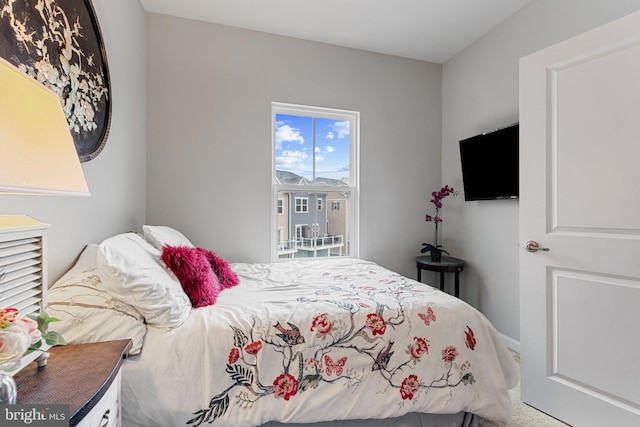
xmin=46 ymin=226 xmax=519 ymax=427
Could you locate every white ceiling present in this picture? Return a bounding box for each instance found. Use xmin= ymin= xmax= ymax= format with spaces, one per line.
xmin=139 ymin=0 xmax=532 ymax=63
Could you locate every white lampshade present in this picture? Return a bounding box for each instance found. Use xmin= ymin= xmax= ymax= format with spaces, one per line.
xmin=0 ymin=58 xmax=90 ymax=196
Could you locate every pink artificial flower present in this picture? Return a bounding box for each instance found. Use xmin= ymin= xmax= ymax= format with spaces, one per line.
xmin=0 ymin=329 xmax=30 ymax=365
xmin=0 ymin=308 xmax=18 ymax=329
xmin=13 ymin=317 xmax=41 ymax=344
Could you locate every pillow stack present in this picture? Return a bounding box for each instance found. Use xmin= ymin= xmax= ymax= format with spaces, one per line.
xmin=47 ymin=225 xmax=239 ymax=354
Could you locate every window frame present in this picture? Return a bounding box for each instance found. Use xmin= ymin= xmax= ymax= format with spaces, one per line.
xmin=271 ymin=102 xmax=360 ymax=261
xmin=294 ymin=197 xmax=309 ymax=213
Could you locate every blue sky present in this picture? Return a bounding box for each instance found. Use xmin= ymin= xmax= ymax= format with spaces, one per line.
xmin=275 ymin=114 xmax=350 ymax=181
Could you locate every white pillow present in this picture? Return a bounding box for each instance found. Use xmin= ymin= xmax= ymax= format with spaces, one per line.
xmin=97 ymin=233 xmax=191 ymax=329
xmin=142 ymin=225 xmax=195 ymax=250
xmin=48 ymin=245 xmax=147 ymax=355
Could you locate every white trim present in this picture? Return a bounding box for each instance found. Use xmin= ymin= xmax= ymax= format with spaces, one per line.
xmin=294 ymin=197 xmax=309 ymax=213
xmin=500 ymin=333 xmax=520 ymax=353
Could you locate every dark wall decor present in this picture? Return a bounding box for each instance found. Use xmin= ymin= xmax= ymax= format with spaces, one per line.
xmin=0 ymin=0 xmax=111 ymax=162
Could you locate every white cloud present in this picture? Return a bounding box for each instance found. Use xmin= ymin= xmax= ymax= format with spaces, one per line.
xmin=275 ymin=124 xmax=305 ymax=146
xmin=275 ymin=150 xmax=308 ymax=170
xmin=325 ymin=145 xmax=335 ymax=153
xmin=332 ymin=121 xmax=350 ymax=139
xmin=326 ymin=131 xmax=335 ymax=140
xmin=315 ymin=154 xmax=324 ymax=162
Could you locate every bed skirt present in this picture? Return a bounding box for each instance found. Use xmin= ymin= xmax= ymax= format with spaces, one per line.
xmin=124 ymin=412 xmax=478 ymax=427
xmin=260 ymin=411 xmax=479 ymax=427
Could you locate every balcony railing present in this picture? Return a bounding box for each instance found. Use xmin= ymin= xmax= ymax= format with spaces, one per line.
xmin=277 ymin=235 xmax=344 ymax=256
xmin=277 ymin=239 xmax=298 ymax=255
xmin=299 ymin=235 xmax=343 ymax=249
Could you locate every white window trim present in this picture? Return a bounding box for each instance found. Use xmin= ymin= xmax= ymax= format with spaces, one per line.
xmin=295 ymin=197 xmax=309 ymax=213
xmin=271 ymin=102 xmax=360 ymax=261
xmin=295 ymin=224 xmax=308 ymax=240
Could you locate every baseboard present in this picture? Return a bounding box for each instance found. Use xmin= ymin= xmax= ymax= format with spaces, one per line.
xmin=500 ymin=333 xmax=520 ymax=353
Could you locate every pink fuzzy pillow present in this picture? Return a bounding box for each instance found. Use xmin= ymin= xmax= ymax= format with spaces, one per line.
xmin=161 ymin=246 xmax=221 ymax=308
xmin=196 ymin=248 xmax=239 ymax=289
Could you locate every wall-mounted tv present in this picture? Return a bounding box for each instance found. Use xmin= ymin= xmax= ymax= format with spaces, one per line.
xmin=459 ymin=123 xmax=519 ymax=201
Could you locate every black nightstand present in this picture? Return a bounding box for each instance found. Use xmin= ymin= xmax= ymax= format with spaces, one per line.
xmin=416 ymin=255 xmax=465 ymax=297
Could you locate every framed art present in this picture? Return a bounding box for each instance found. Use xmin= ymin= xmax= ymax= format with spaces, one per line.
xmin=0 ymin=0 xmax=111 ymax=162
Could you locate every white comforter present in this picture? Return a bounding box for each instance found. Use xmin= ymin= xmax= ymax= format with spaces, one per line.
xmin=121 ymin=259 xmax=518 ymax=427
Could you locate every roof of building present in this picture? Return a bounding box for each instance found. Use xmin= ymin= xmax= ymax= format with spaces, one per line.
xmin=276 ymin=170 xmax=349 ymax=187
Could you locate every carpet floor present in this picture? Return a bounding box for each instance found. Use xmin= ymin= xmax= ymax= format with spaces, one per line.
xmin=480 ymin=350 xmax=570 ymax=427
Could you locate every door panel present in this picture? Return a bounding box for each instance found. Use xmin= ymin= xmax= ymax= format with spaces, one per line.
xmin=554 ymin=44 xmax=640 ymax=232
xmin=553 ymin=270 xmax=640 ymax=405
xmin=519 ymin=10 xmax=640 ymax=426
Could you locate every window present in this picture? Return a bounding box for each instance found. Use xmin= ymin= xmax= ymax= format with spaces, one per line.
xmin=272 ymin=102 xmax=359 ymax=260
xmin=295 ymin=197 xmax=308 ymax=213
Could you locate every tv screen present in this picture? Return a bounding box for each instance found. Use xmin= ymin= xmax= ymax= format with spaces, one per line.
xmin=459 ymin=123 xmax=519 ymax=201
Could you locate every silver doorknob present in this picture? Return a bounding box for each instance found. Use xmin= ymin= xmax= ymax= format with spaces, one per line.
xmin=525 ymin=241 xmax=550 ymax=253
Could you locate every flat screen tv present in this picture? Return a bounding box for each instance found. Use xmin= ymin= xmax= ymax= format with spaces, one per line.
xmin=459 ymin=123 xmax=519 ymax=201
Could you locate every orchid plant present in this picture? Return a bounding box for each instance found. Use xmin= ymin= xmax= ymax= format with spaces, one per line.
xmin=421 ymin=185 xmax=458 ymax=261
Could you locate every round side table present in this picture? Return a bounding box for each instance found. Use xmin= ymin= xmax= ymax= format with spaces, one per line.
xmin=416 ymin=255 xmax=465 ymax=297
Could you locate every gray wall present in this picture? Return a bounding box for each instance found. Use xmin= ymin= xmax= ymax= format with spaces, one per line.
xmin=145 ymin=13 xmax=443 ymax=278
xmin=1 ymin=0 xmax=147 ymax=282
xmin=442 ymin=0 xmax=640 ymax=347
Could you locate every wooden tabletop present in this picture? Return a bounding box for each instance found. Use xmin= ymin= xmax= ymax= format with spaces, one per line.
xmin=15 ymin=339 xmax=131 ymax=424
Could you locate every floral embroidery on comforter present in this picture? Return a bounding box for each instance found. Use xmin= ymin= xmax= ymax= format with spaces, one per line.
xmin=120 ymin=259 xmax=519 ymax=427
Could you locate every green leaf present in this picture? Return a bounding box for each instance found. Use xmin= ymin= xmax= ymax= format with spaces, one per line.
xmin=27 ymin=311 xmax=61 ymax=335
xmin=43 ymin=330 xmax=66 ymax=346
xmin=420 ymin=243 xmax=448 ymax=254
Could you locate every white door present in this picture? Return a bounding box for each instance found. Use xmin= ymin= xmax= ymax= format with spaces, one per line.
xmin=519 ymin=11 xmax=640 ymax=427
